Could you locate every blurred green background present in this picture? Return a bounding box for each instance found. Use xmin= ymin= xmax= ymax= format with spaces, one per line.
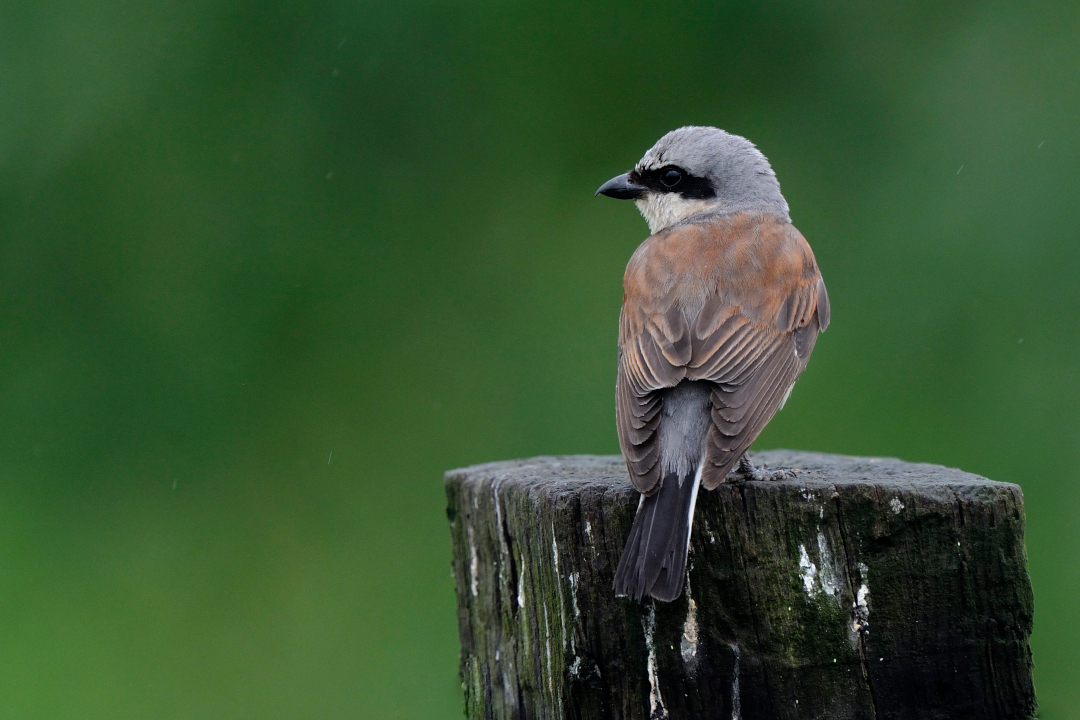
xmin=1 ymin=0 xmax=1078 ymax=717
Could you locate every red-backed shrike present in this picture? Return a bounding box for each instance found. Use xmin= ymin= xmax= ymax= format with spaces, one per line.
xmin=597 ymin=127 xmax=829 ymax=602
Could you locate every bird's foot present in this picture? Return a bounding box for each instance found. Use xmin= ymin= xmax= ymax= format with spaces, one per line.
xmin=727 ymin=454 xmax=798 ymax=483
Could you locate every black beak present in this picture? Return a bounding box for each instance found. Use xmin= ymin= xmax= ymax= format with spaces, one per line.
xmin=595 ymin=172 xmax=647 ymax=200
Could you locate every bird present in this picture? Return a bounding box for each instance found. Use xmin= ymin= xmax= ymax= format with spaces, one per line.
xmin=595 ymin=126 xmax=829 ymax=602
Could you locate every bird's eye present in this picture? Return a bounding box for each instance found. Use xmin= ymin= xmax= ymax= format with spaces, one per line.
xmin=661 ymin=168 xmax=683 ymax=188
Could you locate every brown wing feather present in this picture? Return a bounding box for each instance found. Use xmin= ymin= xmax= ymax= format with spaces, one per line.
xmin=693 ymin=276 xmax=822 ymax=489
xmin=616 ymin=215 xmax=828 ymax=495
xmin=616 ymin=304 xmax=688 ymax=493
xmin=701 ymin=335 xmax=808 ymax=488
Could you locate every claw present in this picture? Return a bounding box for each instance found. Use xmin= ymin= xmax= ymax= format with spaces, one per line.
xmin=727 ymin=454 xmax=799 ymax=483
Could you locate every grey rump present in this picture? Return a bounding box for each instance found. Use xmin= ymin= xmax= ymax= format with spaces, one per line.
xmin=656 ymin=381 xmax=712 ymax=481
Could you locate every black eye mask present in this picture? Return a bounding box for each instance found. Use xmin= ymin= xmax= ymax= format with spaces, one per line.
xmin=629 ymin=165 xmax=716 ymax=200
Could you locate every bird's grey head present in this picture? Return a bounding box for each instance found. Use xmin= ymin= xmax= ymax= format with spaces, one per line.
xmin=596 ymin=126 xmax=789 ymax=234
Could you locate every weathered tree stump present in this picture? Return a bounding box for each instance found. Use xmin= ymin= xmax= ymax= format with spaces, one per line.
xmin=445 ymin=451 xmax=1035 ymax=720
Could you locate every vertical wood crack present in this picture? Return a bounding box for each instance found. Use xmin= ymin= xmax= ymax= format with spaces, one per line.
xmin=833 ymin=487 xmax=879 ymax=720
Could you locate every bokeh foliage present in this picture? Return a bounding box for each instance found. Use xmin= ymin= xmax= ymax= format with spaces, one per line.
xmin=1 ymin=0 xmax=1078 ymax=717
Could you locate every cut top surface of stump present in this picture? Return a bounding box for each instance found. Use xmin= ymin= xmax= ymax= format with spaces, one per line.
xmin=445 ymin=451 xmax=1035 ymax=720
xmin=447 ymin=450 xmax=1017 ymax=494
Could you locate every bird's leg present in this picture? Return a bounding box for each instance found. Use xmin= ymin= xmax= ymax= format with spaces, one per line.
xmin=727 ymin=453 xmax=797 ymax=483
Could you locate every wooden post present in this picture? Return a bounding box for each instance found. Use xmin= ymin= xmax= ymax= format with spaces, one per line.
xmin=445 ymin=451 xmax=1036 ymax=720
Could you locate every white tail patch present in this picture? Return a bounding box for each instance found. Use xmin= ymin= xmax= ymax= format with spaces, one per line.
xmin=684 ymin=461 xmax=704 ymax=558
xmin=778 ymin=382 xmax=795 ymax=411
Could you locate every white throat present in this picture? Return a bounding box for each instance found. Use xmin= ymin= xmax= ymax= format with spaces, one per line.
xmin=634 ymin=193 xmax=716 ymax=234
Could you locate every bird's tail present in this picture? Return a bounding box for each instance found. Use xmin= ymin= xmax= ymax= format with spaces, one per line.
xmin=613 ymin=465 xmax=701 ymax=602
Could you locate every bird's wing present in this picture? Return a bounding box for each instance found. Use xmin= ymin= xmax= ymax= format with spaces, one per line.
xmin=616 ymin=218 xmax=828 ymax=494
xmin=616 ymin=303 xmax=691 ymax=493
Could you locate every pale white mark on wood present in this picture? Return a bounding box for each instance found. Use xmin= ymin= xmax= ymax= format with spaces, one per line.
xmin=798 ymin=534 xmax=842 ymax=601
xmin=493 ymin=483 xmax=510 ymax=591
xmin=567 ymin=572 xmax=580 ymax=655
xmin=851 ymin=562 xmax=871 ymax=640
xmin=890 ymin=497 xmax=904 ymax=514
xmin=542 ymin=604 xmax=554 ymax=697
xmin=568 ymin=572 xmax=581 ymax=621
xmin=680 ymin=594 xmax=699 ymax=667
xmin=852 ymin=582 xmax=871 ymax=634
xmin=467 ymin=522 xmax=479 ymax=597
xmin=516 ymin=567 xmax=532 ymax=665
xmin=728 ymin=642 xmax=742 ymax=720
xmin=816 ymin=532 xmax=842 ymax=599
xmin=643 ymin=604 xmax=668 ymax=718
xmin=551 ymin=526 xmax=568 ymax=651
xmin=798 ymin=544 xmax=817 ymax=595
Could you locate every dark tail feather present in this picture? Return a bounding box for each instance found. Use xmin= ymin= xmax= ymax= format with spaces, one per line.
xmin=613 ymin=468 xmax=700 ymax=602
